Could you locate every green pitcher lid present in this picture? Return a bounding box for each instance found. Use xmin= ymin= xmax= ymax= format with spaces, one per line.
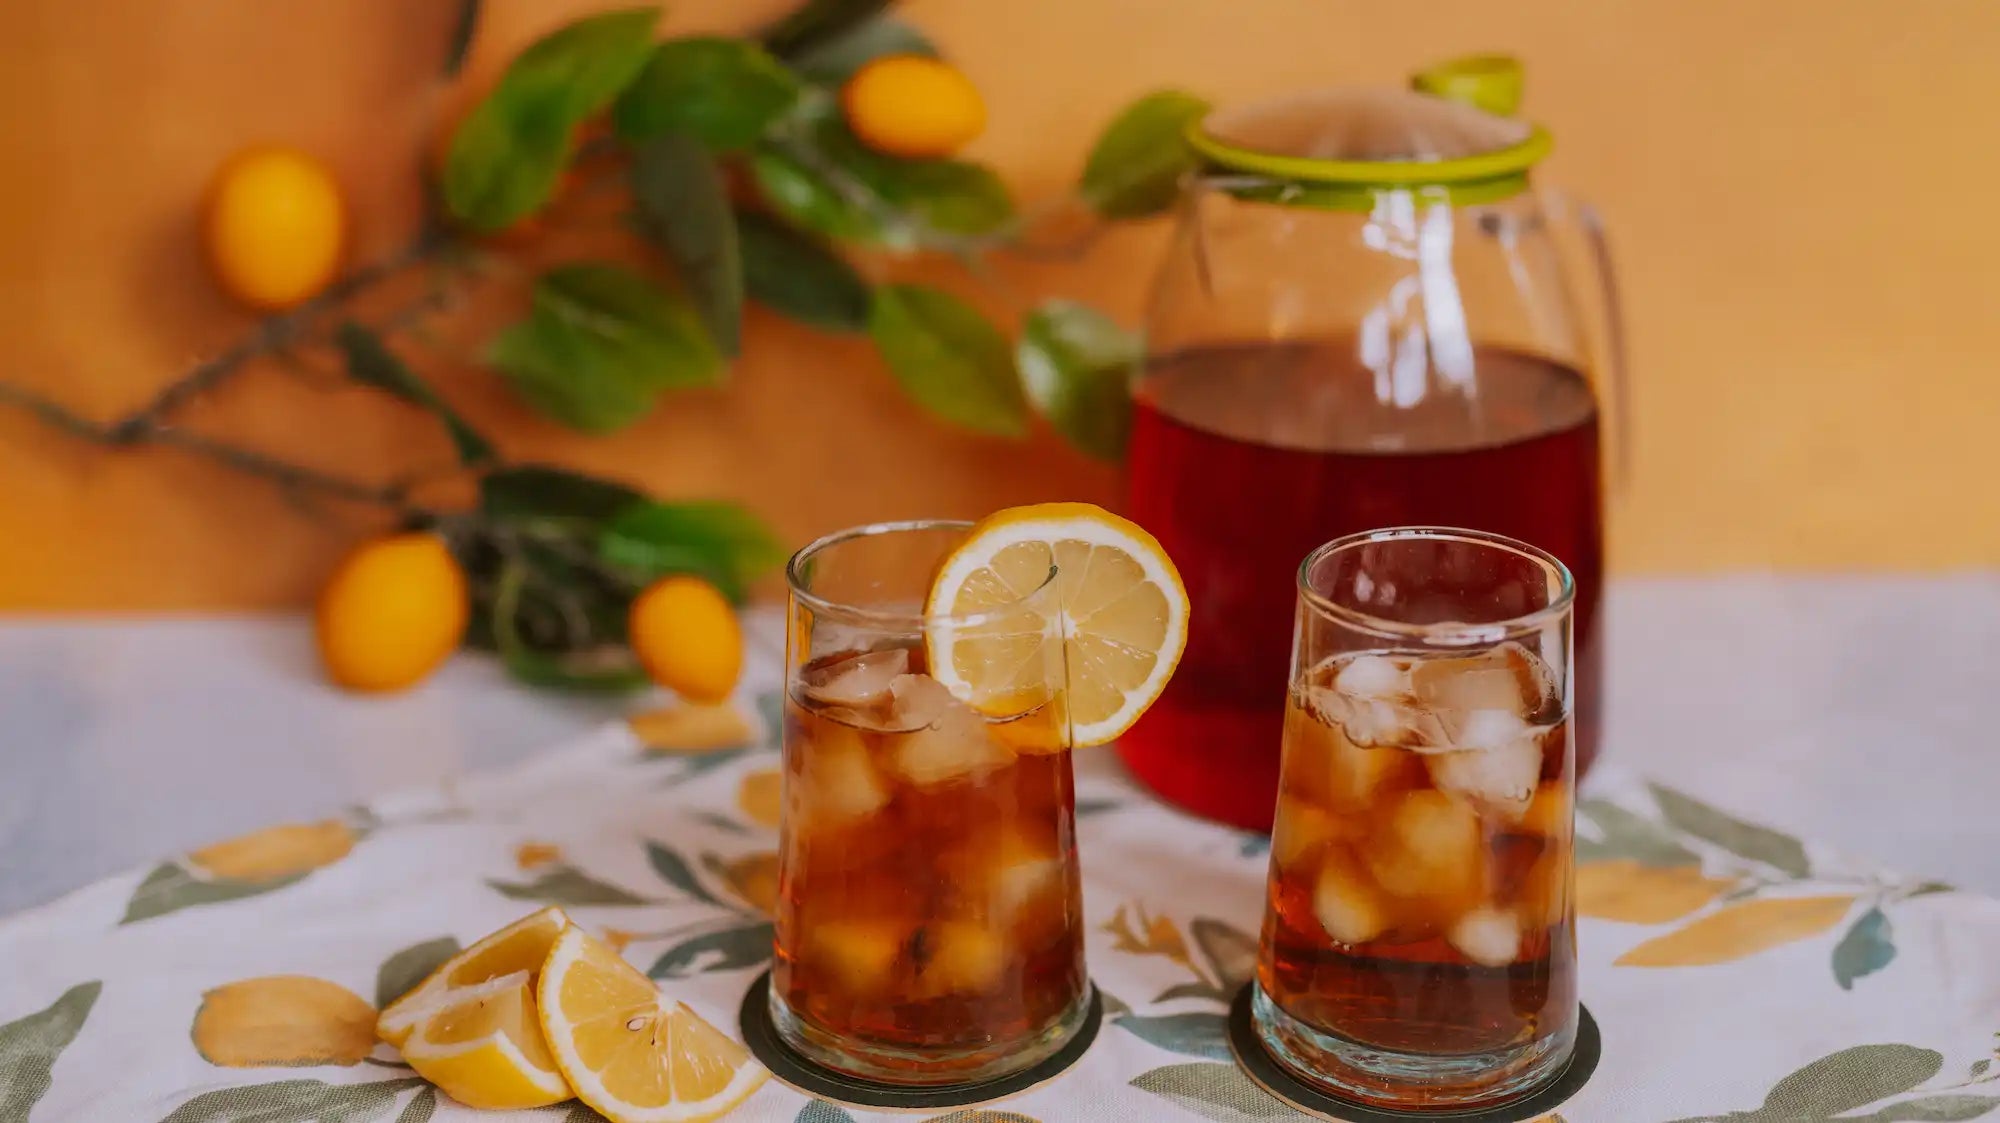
xmin=1186 ymin=56 xmax=1550 ymax=208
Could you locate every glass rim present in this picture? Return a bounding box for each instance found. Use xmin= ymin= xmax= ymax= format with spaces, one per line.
xmin=1296 ymin=525 xmax=1577 ymax=645
xmin=785 ymin=518 xmax=1059 ymax=630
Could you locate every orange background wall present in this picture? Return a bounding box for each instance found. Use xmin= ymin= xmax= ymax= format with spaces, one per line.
xmin=2 ymin=0 xmax=1997 ymax=609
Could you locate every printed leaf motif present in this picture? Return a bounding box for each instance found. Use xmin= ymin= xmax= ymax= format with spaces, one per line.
xmin=736 ymin=211 xmax=871 ymax=332
xmin=654 ymin=746 xmax=754 ymax=787
xmin=1130 ymin=1061 xmax=1300 ymax=1122
xmin=1576 ymin=798 xmax=1701 ymax=868
xmin=375 ymin=937 xmax=462 ymax=1009
xmin=161 ymin=1077 xmax=429 ymax=1123
xmin=0 ymin=981 xmax=101 ymax=1123
xmin=1117 ymin=1012 xmax=1232 ymax=1060
xmin=1858 ymin=1097 xmax=2000 ymax=1121
xmin=630 ymin=701 xmax=757 ymax=753
xmin=334 ymin=323 xmax=494 ymax=465
xmin=1830 ymin=906 xmax=1898 ymax=990
xmin=600 ymin=500 xmax=785 ymax=602
xmin=442 ymin=7 xmax=659 ymax=231
xmin=192 ymin=976 xmax=377 ymax=1068
xmin=189 ymin=820 xmax=358 ymax=882
xmin=393 ymin=1086 xmax=438 ymax=1123
xmin=615 ymin=37 xmax=800 ymax=150
xmin=925 ymin=1113 xmax=1041 ymax=1122
xmin=122 ymin=863 xmax=307 ymax=925
xmin=1649 ymin=782 xmax=1812 ymax=878
xmin=488 ymin=865 xmax=649 ymax=907
xmin=1104 ymin=902 xmax=1192 ymax=968
xmin=703 ymin=851 xmax=780 ymax=914
xmin=647 ymin=920 xmax=775 ymax=978
xmin=1760 ymin=1044 xmax=1945 ymax=1116
xmin=737 ymin=768 xmax=784 ymax=829
xmin=1099 ymin=990 xmax=1133 ymax=1019
xmin=1577 ymin=860 xmax=1733 ymax=924
xmin=1189 ymin=917 xmax=1258 ymax=994
xmin=785 ymin=16 xmax=936 ymax=85
xmin=1079 ymin=90 xmax=1213 ymax=219
xmin=646 ymin=842 xmax=728 ymax=907
xmin=797 ymin=1102 xmax=860 ymax=1123
xmin=868 ymin=284 xmax=1026 ymax=436
xmin=757 ymin=690 xmax=784 ymax=747
xmin=1017 ymin=300 xmax=1138 ymax=460
xmin=630 ymin=132 xmax=743 ymax=356
xmin=567 ymin=1100 xmax=614 ymax=1122
xmin=1617 ymin=895 xmax=1856 ymax=968
xmin=1154 ymin=981 xmax=1224 ymax=1005
xmin=1075 ymin=796 xmax=1122 ymax=817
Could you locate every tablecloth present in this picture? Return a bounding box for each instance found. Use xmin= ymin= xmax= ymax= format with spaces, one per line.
xmin=5 ymin=653 xmax=1999 ymax=1122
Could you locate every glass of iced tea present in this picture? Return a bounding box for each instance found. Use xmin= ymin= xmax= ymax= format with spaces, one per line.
xmin=770 ymin=520 xmax=1089 ymax=1086
xmin=1252 ymin=526 xmax=1577 ymax=1111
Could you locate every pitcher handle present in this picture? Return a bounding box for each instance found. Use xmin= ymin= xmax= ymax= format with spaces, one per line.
xmin=1541 ymin=189 xmax=1632 ymax=490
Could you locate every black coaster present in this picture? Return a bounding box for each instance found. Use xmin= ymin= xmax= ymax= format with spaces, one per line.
xmin=1226 ymin=984 xmax=1600 ymax=1122
xmin=738 ymin=971 xmax=1102 ymax=1112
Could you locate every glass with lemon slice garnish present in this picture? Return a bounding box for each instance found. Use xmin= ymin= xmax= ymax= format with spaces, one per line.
xmin=772 ymin=508 xmax=1187 ymax=1086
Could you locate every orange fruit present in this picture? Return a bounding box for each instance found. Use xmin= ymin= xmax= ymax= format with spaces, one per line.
xmin=315 ymin=532 xmax=468 ymax=693
xmin=841 ymin=56 xmax=986 ymax=159
xmin=628 ymin=576 xmax=742 ymax=704
xmin=203 ymin=146 xmax=347 ymax=310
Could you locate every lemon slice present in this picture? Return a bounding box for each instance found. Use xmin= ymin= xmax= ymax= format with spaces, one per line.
xmin=926 ymin=502 xmax=1188 ymax=746
xmin=377 ymin=906 xmax=569 ymax=1046
xmin=537 ymin=925 xmax=768 ymax=1123
xmin=399 ymin=971 xmax=571 ymax=1109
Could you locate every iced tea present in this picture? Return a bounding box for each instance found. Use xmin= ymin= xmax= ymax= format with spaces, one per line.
xmin=770 ymin=521 xmax=1088 ymax=1086
xmin=1252 ymin=529 xmax=1577 ymax=1110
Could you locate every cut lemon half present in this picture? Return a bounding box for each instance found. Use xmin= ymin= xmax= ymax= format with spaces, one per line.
xmin=377 ymin=906 xmax=569 ymax=1046
xmin=926 ymin=502 xmax=1189 ymax=746
xmin=537 ymin=925 xmax=768 ymax=1123
xmin=399 ymin=971 xmax=571 ymax=1109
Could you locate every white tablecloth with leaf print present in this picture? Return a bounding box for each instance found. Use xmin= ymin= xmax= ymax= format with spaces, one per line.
xmin=4 ymin=650 xmax=2000 ymax=1123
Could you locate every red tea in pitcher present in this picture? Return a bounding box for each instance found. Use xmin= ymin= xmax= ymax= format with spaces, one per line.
xmin=1121 ymin=340 xmax=1603 ymax=830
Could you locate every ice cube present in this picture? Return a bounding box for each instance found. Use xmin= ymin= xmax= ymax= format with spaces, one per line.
xmin=1449 ymin=906 xmax=1522 ymax=967
xmin=884 ymin=674 xmax=1015 ymax=785
xmin=1519 ymin=783 xmax=1571 ymax=839
xmin=1426 ymin=737 xmax=1543 ymax=820
xmin=1444 ymin=708 xmax=1534 ymax=751
xmin=804 ymin=649 xmax=911 ymax=708
xmin=988 ymin=836 xmax=1066 ymax=923
xmin=1365 ymin=790 xmax=1484 ymax=901
xmin=806 ymin=727 xmax=892 ymax=823
xmin=807 ymin=921 xmax=906 ymax=992
xmin=1333 ymin=654 xmax=1410 ymax=698
xmin=1411 ymin=643 xmax=1547 ymax=717
xmin=1271 ymin=795 xmax=1357 ymax=869
xmin=1314 ymin=857 xmax=1389 ymax=945
xmin=1306 ymin=687 xmax=1444 ymax=750
xmin=1288 ymin=695 xmax=1426 ymax=810
xmin=916 ymin=921 xmax=1008 ymax=996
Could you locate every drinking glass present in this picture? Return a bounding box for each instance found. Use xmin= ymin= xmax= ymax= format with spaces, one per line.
xmin=1253 ymin=526 xmax=1577 ymax=1110
xmin=771 ymin=520 xmax=1089 ymax=1085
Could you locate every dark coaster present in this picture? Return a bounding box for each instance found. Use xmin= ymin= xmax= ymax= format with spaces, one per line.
xmin=1226 ymin=984 xmax=1600 ymax=1122
xmin=738 ymin=971 xmax=1101 ymax=1112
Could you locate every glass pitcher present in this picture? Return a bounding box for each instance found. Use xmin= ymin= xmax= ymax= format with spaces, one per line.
xmin=1119 ymin=67 xmax=1625 ymax=831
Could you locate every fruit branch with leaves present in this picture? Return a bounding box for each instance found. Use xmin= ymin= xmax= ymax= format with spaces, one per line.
xmin=0 ymin=0 xmax=1207 ymax=693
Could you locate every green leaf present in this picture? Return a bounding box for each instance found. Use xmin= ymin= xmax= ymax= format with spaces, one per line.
xmin=1856 ymin=1095 xmax=2000 ymax=1121
xmin=121 ymin=863 xmax=306 ymax=925
xmin=629 ymin=133 xmax=742 ymax=356
xmin=868 ymin=284 xmax=1026 ymax=436
xmin=614 ymin=37 xmax=800 ymax=150
xmin=645 ymin=841 xmax=727 ymax=907
xmin=760 ymin=0 xmax=890 ymax=58
xmin=442 ymin=7 xmax=661 ymax=231
xmin=0 ymin=981 xmax=101 ymax=1122
xmin=162 ymin=1078 xmax=430 ymax=1123
xmin=1650 ymin=782 xmax=1812 ymax=878
xmin=786 ymin=16 xmax=936 ymax=86
xmin=753 ymin=116 xmax=1013 ymax=249
xmin=487 ymin=864 xmax=650 ymax=906
xmin=737 ymin=211 xmax=870 ymax=331
xmin=1117 ymin=1013 xmax=1232 ymax=1060
xmin=488 ymin=263 xmax=722 ymax=433
xmin=393 ymin=1086 xmax=438 ymax=1123
xmin=1576 ymin=798 xmax=1701 ymax=867
xmin=600 ymin=500 xmax=785 ymax=601
xmin=647 ymin=920 xmax=775 ymax=978
xmin=1129 ymin=1061 xmax=1298 ymax=1122
xmin=1187 ymin=916 xmax=1258 ymax=995
xmin=478 ymin=465 xmax=646 ymax=524
xmin=1760 ymin=1044 xmax=1943 ymax=1117
xmin=1080 ymin=90 xmax=1212 ymax=219
xmin=1017 ymin=300 xmax=1138 ymax=459
xmin=334 ymin=323 xmax=495 ymax=465
xmin=1831 ymin=907 xmax=1897 ymax=991
xmin=374 ymin=936 xmax=462 ymax=1009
